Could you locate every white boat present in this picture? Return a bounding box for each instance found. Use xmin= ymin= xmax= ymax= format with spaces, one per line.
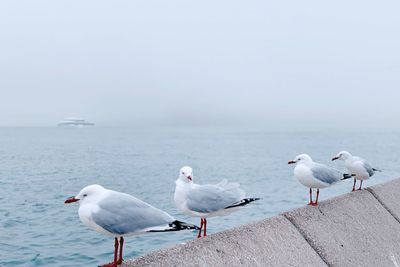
xmin=57 ymin=118 xmax=95 ymax=127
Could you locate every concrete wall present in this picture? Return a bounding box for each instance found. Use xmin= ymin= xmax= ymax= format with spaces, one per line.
xmin=123 ymin=179 xmax=400 ymax=267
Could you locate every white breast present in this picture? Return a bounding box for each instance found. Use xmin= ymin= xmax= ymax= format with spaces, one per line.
xmin=78 ymin=203 xmax=113 ymax=236
xmin=174 ymin=181 xmax=190 ymax=213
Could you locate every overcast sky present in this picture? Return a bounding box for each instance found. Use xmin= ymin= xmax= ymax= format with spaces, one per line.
xmin=0 ymin=0 xmax=399 ymax=129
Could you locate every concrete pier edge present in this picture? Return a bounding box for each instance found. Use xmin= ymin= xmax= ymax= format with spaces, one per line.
xmin=123 ymin=178 xmax=400 ymax=267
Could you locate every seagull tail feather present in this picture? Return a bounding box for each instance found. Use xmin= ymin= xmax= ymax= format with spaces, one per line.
xmin=147 ymin=220 xmax=200 ymax=232
xmin=341 ymin=174 xmax=354 ymax=180
xmin=170 ymin=220 xmax=200 ymax=231
xmin=224 ymin=197 xmax=260 ymax=209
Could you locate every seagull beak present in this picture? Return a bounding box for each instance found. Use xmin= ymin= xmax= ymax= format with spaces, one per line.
xmin=332 ymin=156 xmax=339 ymax=161
xmin=288 ymin=160 xmax=296 ymax=164
xmin=187 ymin=176 xmax=192 ymax=181
xmin=64 ymin=196 xmax=79 ymax=204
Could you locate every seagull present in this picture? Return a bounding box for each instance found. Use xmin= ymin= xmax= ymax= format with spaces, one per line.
xmin=288 ymin=154 xmax=353 ymax=206
xmin=65 ymin=184 xmax=199 ymax=267
xmin=174 ymin=166 xmax=260 ymax=238
xmin=332 ymin=150 xmax=381 ymax=191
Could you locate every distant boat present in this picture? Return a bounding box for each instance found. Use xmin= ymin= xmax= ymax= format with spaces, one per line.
xmin=57 ymin=118 xmax=95 ymax=127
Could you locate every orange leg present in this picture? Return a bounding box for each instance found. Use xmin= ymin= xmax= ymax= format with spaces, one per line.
xmin=314 ymin=189 xmax=320 ymax=206
xmin=308 ymin=188 xmax=314 ymax=205
xmin=358 ymin=180 xmax=363 ymax=190
xmin=117 ymin=237 xmax=124 ymax=265
xmin=203 ymin=218 xmax=207 ymax=237
xmin=197 ymin=218 xmax=204 ymax=238
xmin=100 ymin=237 xmax=119 ymax=267
xmin=308 ymin=188 xmax=319 ymax=206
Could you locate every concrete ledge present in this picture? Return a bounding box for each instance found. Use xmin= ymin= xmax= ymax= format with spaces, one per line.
xmin=367 ymin=178 xmax=400 ymax=223
xmin=284 ymin=190 xmax=400 ymax=266
xmin=124 ymin=216 xmax=326 ymax=267
xmin=123 ymin=178 xmax=400 ymax=267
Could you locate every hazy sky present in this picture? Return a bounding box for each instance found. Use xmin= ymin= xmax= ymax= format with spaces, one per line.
xmin=0 ymin=0 xmax=399 ymax=129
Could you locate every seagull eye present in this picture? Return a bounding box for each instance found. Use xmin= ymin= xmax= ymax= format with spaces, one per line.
xmin=83 ymin=194 xmax=88 ymax=197
xmin=182 ymin=172 xmax=184 ymax=175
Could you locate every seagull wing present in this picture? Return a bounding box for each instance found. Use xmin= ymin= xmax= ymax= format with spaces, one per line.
xmin=311 ymin=164 xmax=342 ymax=185
xmin=185 ymin=182 xmax=245 ymax=213
xmin=353 ymin=159 xmax=375 ymax=177
xmin=92 ymin=191 xmax=174 ymax=235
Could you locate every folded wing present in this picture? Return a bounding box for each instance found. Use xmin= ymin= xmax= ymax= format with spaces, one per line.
xmin=92 ymin=191 xmax=174 ymax=235
xmin=312 ymin=164 xmax=343 ymax=185
xmin=186 ymin=181 xmax=245 ymax=213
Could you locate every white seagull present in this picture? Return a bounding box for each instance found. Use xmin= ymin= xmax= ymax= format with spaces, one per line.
xmin=332 ymin=150 xmax=381 ymax=191
xmin=174 ymin=166 xmax=259 ymax=238
xmin=65 ymin=184 xmax=198 ymax=267
xmin=288 ymin=154 xmax=353 ymax=206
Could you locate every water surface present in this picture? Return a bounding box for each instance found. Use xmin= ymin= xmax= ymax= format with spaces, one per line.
xmin=0 ymin=127 xmax=398 ymax=266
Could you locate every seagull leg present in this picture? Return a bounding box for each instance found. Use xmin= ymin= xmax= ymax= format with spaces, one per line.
xmin=307 ymin=188 xmax=314 ymax=205
xmin=197 ymin=218 xmax=204 ymax=238
xmin=117 ymin=237 xmax=124 ymax=265
xmin=352 ymin=178 xmax=356 ymax=191
xmin=100 ymin=238 xmax=119 ymax=267
xmin=114 ymin=237 xmax=119 ymax=266
xmin=203 ymin=218 xmax=207 ymax=237
xmin=313 ymin=189 xmax=320 ymax=206
xmin=358 ymin=180 xmax=363 ymax=191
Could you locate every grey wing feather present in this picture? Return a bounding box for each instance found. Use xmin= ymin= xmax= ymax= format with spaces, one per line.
xmin=92 ymin=191 xmax=174 ymax=235
xmin=362 ymin=161 xmax=375 ymax=177
xmin=312 ymin=164 xmax=342 ymax=184
xmin=186 ymin=184 xmax=244 ymax=213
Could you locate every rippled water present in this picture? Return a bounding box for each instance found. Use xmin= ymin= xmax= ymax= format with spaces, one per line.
xmin=0 ymin=127 xmax=399 ymax=266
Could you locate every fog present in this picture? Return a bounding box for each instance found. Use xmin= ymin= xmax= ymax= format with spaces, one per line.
xmin=0 ymin=0 xmax=399 ymax=129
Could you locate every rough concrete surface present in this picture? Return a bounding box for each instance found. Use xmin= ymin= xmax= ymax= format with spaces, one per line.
xmin=368 ymin=178 xmax=400 ymax=223
xmin=284 ymin=189 xmax=400 ymax=267
xmin=123 ymin=178 xmax=400 ymax=267
xmin=122 ymin=216 xmax=326 ymax=267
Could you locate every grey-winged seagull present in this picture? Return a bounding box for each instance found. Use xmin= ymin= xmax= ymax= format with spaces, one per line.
xmin=174 ymin=166 xmax=259 ymax=238
xmin=288 ymin=154 xmax=353 ymax=206
xmin=332 ymin=150 xmax=381 ymax=191
xmin=65 ymin=184 xmax=198 ymax=267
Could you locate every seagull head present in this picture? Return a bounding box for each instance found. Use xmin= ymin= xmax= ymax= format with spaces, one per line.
xmin=288 ymin=154 xmax=313 ymax=165
xmin=65 ymin=184 xmax=106 ymax=205
xmin=179 ymin=166 xmax=193 ymax=183
xmin=332 ymin=151 xmax=352 ymax=161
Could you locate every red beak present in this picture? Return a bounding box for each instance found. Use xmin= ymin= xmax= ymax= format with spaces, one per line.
xmin=187 ymin=176 xmax=192 ymax=181
xmin=65 ymin=196 xmax=79 ymax=204
xmin=288 ymin=160 xmax=296 ymax=164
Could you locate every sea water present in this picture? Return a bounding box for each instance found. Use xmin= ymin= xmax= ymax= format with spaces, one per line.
xmin=0 ymin=127 xmax=399 ymax=266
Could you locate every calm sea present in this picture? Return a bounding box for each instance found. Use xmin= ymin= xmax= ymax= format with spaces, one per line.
xmin=0 ymin=127 xmax=399 ymax=266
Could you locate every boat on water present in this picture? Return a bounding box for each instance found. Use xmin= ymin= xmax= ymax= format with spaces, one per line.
xmin=57 ymin=118 xmax=95 ymax=127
